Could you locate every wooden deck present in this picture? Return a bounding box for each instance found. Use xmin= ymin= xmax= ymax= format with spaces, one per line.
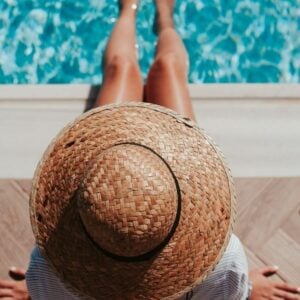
xmin=0 ymin=178 xmax=299 ymax=284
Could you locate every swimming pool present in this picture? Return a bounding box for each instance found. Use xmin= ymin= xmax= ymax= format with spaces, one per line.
xmin=0 ymin=0 xmax=299 ymax=84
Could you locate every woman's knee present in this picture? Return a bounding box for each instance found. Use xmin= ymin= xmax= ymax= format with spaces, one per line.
xmin=150 ymin=53 xmax=187 ymax=76
xmin=104 ymin=55 xmax=140 ymax=79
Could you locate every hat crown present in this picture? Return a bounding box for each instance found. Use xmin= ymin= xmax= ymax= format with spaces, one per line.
xmin=77 ymin=144 xmax=179 ymax=258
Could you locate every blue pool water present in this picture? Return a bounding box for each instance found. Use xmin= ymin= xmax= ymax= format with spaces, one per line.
xmin=0 ymin=0 xmax=299 ymax=84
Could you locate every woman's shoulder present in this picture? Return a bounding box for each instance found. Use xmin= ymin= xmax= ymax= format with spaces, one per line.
xmin=181 ymin=234 xmax=249 ymax=300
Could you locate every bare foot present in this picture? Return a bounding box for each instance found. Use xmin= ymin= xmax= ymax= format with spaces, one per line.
xmin=0 ymin=267 xmax=30 ymax=299
xmin=154 ymin=0 xmax=175 ymax=33
xmin=249 ymin=266 xmax=300 ymax=300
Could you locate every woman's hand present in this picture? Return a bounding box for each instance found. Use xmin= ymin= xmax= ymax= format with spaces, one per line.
xmin=0 ymin=268 xmax=30 ymax=299
xmin=249 ymin=266 xmax=300 ymax=300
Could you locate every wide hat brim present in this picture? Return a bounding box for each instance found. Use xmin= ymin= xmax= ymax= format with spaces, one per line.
xmin=30 ymin=102 xmax=235 ymax=300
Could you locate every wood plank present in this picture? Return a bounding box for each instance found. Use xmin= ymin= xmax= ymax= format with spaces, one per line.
xmin=244 ymin=247 xmax=284 ymax=283
xmin=235 ymin=178 xmax=300 ymax=251
xmin=234 ymin=178 xmax=273 ymax=237
xmin=15 ymin=179 xmax=32 ymax=197
xmin=0 ymin=180 xmax=34 ymax=279
xmin=281 ymin=203 xmax=300 ymax=244
xmin=244 ymin=246 xmax=266 ymax=270
xmin=258 ymin=229 xmax=300 ymax=285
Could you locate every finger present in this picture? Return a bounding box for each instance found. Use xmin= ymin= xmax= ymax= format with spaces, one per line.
xmin=8 ymin=267 xmax=26 ymax=281
xmin=274 ymin=289 xmax=300 ymax=300
xmin=260 ymin=265 xmax=279 ymax=276
xmin=271 ymin=296 xmax=283 ymax=300
xmin=275 ymin=282 xmax=300 ymax=294
xmin=0 ymin=281 xmax=13 ymax=288
xmin=0 ymin=288 xmax=13 ymax=297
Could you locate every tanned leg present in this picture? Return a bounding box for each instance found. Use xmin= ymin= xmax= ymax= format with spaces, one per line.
xmin=0 ymin=3 xmax=143 ymax=300
xmin=94 ymin=0 xmax=143 ymax=107
xmin=146 ymin=1 xmax=300 ymax=300
xmin=145 ymin=0 xmax=196 ymax=121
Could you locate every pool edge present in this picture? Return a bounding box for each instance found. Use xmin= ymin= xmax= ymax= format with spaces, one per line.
xmin=0 ymin=84 xmax=299 ymax=101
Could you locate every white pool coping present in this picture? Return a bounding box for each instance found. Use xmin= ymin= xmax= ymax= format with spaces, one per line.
xmin=1 ymin=84 xmax=300 ymax=178
xmin=1 ymin=83 xmax=300 ymax=101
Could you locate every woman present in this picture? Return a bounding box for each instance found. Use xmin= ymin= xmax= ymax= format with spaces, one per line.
xmin=1 ymin=1 xmax=299 ymax=299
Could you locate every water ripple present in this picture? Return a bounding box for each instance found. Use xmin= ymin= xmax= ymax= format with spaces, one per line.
xmin=0 ymin=0 xmax=299 ymax=83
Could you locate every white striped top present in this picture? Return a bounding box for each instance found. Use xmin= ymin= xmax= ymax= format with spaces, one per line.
xmin=26 ymin=234 xmax=250 ymax=300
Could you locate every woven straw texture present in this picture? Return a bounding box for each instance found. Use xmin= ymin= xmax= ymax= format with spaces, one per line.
xmin=30 ymin=102 xmax=235 ymax=300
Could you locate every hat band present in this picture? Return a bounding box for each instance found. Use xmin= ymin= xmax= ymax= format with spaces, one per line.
xmin=79 ymin=143 xmax=182 ymax=262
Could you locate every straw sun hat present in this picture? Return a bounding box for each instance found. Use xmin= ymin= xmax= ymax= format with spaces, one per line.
xmin=30 ymin=102 xmax=235 ymax=300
